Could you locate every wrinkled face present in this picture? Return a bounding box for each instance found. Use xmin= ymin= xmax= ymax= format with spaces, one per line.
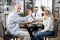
xmin=15 ymin=5 xmax=21 ymax=12
xmin=33 ymin=8 xmax=38 ymax=13
xmin=16 ymin=6 xmax=21 ymax=12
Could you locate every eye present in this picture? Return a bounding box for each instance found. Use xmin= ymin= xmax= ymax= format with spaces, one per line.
xmin=18 ymin=8 xmax=21 ymax=9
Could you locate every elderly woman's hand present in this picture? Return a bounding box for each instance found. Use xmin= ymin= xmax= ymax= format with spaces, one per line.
xmin=32 ymin=32 xmax=34 ymax=36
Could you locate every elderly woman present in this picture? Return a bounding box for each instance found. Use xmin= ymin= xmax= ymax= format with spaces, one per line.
xmin=34 ymin=7 xmax=54 ymax=40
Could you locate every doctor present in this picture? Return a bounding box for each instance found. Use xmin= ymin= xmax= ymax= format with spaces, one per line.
xmin=6 ymin=4 xmax=31 ymax=40
xmin=32 ymin=7 xmax=42 ymax=20
xmin=32 ymin=7 xmax=43 ymax=35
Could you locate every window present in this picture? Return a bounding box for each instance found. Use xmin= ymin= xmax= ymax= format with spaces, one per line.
xmin=34 ymin=0 xmax=52 ymax=13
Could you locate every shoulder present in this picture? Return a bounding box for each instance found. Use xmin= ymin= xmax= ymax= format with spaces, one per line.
xmin=8 ymin=11 xmax=15 ymax=16
xmin=8 ymin=11 xmax=18 ymax=18
xmin=43 ymin=16 xmax=52 ymax=20
xmin=8 ymin=11 xmax=13 ymax=17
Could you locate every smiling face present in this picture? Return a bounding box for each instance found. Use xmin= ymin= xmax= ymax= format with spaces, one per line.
xmin=44 ymin=8 xmax=49 ymax=16
xmin=14 ymin=4 xmax=21 ymax=12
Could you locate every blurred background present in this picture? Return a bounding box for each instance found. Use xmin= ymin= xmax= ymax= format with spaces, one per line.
xmin=0 ymin=0 xmax=60 ymax=40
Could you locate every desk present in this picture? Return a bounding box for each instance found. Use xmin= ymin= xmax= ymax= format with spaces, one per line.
xmin=19 ymin=21 xmax=43 ymax=31
xmin=19 ymin=21 xmax=44 ymax=40
xmin=19 ymin=19 xmax=43 ymax=27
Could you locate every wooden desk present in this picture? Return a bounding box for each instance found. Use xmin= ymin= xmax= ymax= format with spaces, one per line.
xmin=19 ymin=21 xmax=43 ymax=40
xmin=19 ymin=21 xmax=43 ymax=28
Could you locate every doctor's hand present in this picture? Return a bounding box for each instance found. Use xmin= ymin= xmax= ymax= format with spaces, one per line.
xmin=32 ymin=32 xmax=34 ymax=36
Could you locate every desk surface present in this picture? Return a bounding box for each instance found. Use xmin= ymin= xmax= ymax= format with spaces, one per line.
xmin=20 ymin=21 xmax=43 ymax=28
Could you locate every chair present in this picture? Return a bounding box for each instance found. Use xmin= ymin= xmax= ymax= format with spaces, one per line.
xmin=0 ymin=21 xmax=18 ymax=40
xmin=0 ymin=21 xmax=4 ymax=38
xmin=42 ymin=20 xmax=59 ymax=40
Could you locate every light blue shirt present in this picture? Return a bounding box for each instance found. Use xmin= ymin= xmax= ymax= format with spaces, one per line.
xmin=6 ymin=11 xmax=26 ymax=36
xmin=32 ymin=12 xmax=42 ymax=20
xmin=24 ymin=15 xmax=34 ymax=22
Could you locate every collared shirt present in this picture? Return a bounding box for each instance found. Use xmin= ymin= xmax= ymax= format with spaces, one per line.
xmin=40 ymin=16 xmax=54 ymax=32
xmin=32 ymin=12 xmax=42 ymax=20
xmin=6 ymin=11 xmax=26 ymax=36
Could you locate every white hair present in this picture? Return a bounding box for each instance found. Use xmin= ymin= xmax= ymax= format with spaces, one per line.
xmin=45 ymin=7 xmax=54 ymax=21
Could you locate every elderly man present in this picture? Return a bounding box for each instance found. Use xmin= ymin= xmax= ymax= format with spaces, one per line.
xmin=6 ymin=4 xmax=31 ymax=40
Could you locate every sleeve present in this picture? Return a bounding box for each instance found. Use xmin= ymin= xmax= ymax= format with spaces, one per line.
xmin=24 ymin=16 xmax=33 ymax=23
xmin=23 ymin=16 xmax=28 ymax=23
xmin=10 ymin=14 xmax=26 ymax=23
xmin=40 ymin=18 xmax=51 ymax=32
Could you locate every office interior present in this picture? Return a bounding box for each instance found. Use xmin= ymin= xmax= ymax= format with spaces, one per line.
xmin=0 ymin=0 xmax=60 ymax=40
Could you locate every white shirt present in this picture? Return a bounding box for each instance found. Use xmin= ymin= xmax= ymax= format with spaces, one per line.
xmin=32 ymin=12 xmax=42 ymax=20
xmin=40 ymin=16 xmax=54 ymax=32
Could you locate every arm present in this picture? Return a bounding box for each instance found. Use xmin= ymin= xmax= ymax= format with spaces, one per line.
xmin=11 ymin=14 xmax=26 ymax=23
